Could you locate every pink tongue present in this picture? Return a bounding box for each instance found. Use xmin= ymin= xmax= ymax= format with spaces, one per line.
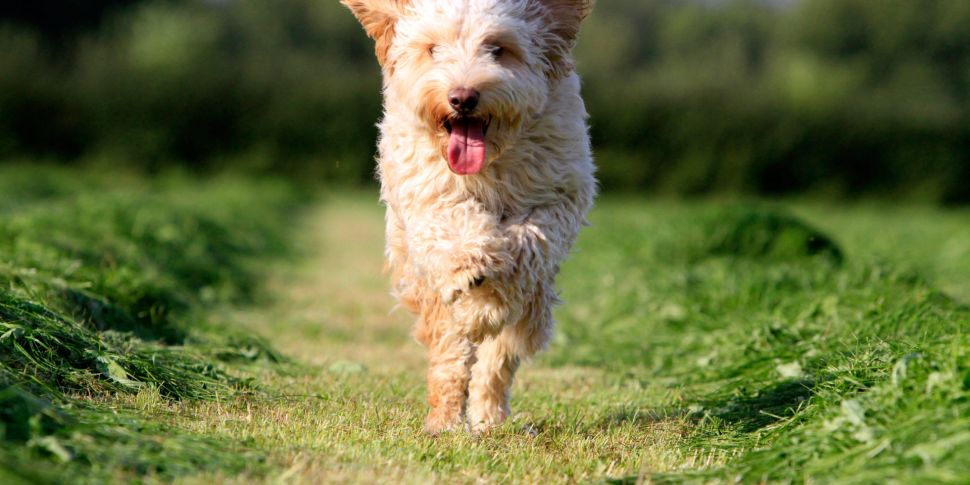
xmin=447 ymin=119 xmax=486 ymax=175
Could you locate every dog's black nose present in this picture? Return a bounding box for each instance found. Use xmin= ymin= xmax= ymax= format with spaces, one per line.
xmin=448 ymin=87 xmax=480 ymax=113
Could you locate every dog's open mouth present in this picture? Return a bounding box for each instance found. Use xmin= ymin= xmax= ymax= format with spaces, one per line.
xmin=444 ymin=116 xmax=491 ymax=175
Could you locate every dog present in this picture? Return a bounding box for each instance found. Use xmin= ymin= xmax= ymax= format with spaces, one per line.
xmin=341 ymin=0 xmax=596 ymax=435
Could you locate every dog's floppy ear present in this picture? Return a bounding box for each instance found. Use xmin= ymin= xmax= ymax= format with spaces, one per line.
xmin=536 ymin=0 xmax=594 ymax=79
xmin=341 ymin=0 xmax=410 ymax=66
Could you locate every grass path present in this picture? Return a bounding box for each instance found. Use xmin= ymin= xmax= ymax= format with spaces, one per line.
xmin=125 ymin=193 xmax=681 ymax=484
xmin=236 ymin=194 xmax=419 ymax=370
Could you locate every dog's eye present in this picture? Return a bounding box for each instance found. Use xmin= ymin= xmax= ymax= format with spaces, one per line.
xmin=428 ymin=44 xmax=440 ymax=58
xmin=487 ymin=45 xmax=505 ymax=60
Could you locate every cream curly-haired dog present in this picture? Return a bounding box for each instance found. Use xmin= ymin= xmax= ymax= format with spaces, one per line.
xmin=342 ymin=0 xmax=596 ymax=435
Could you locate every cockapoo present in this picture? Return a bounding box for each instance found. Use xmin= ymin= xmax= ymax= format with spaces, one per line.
xmin=342 ymin=0 xmax=596 ymax=435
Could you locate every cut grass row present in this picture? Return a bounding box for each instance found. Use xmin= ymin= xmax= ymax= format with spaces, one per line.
xmin=0 ymin=165 xmax=300 ymax=483
xmin=554 ymin=200 xmax=970 ymax=483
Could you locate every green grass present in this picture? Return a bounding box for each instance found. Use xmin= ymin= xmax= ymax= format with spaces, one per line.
xmin=554 ymin=199 xmax=969 ymax=482
xmin=0 ymin=165 xmax=298 ymax=482
xmin=0 ymin=168 xmax=967 ymax=483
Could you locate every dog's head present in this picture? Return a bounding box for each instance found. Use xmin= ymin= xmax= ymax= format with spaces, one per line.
xmin=342 ymin=0 xmax=593 ymax=175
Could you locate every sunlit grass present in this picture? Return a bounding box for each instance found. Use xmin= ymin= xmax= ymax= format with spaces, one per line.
xmin=0 ymin=166 xmax=298 ymax=482
xmin=1 ymin=173 xmax=967 ymax=483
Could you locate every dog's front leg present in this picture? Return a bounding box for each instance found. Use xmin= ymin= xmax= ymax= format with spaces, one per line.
xmin=463 ymin=201 xmax=590 ymax=434
xmin=423 ymin=322 xmax=476 ymax=435
xmin=407 ymin=202 xmax=516 ymax=341
xmin=503 ymin=200 xmax=589 ymax=278
xmin=466 ymin=325 xmax=521 ymax=435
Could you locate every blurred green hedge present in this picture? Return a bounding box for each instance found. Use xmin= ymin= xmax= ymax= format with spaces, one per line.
xmin=0 ymin=0 xmax=381 ymax=183
xmin=1 ymin=0 xmax=969 ymax=202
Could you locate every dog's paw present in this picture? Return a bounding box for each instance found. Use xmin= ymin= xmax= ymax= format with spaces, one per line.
xmin=440 ymin=251 xmax=523 ymax=342
xmin=468 ymin=420 xmax=500 ymax=437
xmin=451 ymin=292 xmax=513 ymax=342
xmin=439 ymin=250 xmax=512 ymax=305
xmin=423 ymin=409 xmax=465 ymax=436
xmin=466 ymin=403 xmax=510 ymax=437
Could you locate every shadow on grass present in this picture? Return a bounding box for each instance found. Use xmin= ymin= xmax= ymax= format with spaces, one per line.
xmin=599 ymin=379 xmax=816 ymax=485
xmin=697 ymin=378 xmax=815 ymax=433
xmin=589 ymin=379 xmax=814 ymax=436
xmin=592 ymin=406 xmax=689 ymax=430
xmin=64 ymin=288 xmax=188 ymax=343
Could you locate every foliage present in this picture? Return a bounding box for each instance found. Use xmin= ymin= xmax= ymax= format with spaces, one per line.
xmin=579 ymin=0 xmax=970 ymax=202
xmin=0 ymin=0 xmax=381 ymax=182
xmin=1 ymin=0 xmax=969 ymax=201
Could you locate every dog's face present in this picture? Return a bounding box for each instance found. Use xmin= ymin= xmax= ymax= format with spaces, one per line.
xmin=342 ymin=0 xmax=592 ymax=175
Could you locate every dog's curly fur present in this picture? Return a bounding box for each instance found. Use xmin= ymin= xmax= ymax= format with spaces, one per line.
xmin=342 ymin=0 xmax=596 ymax=435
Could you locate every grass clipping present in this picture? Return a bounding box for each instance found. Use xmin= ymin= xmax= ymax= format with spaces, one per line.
xmin=0 ymin=167 xmax=295 ymax=481
xmin=556 ymin=202 xmax=970 ymax=483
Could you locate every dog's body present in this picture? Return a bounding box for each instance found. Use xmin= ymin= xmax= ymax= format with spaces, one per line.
xmin=342 ymin=0 xmax=596 ymax=435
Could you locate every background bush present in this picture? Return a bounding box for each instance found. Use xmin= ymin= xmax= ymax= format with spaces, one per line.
xmin=1 ymin=0 xmax=968 ymax=202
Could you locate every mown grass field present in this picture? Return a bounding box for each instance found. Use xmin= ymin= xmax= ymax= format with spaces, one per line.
xmin=1 ymin=166 xmax=967 ymax=484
